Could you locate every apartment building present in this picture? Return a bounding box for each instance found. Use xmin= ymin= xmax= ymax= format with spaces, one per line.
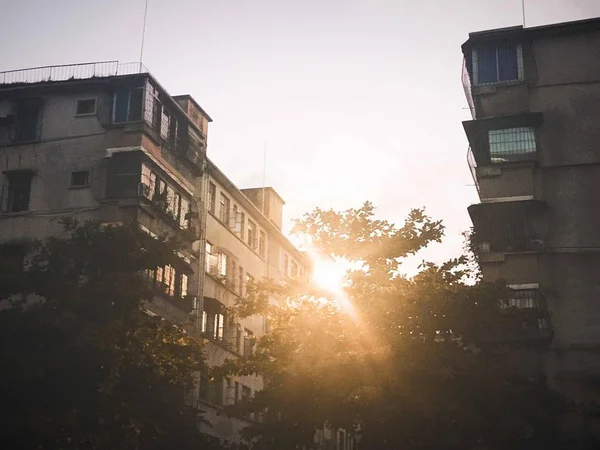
xmin=0 ymin=62 xmax=312 ymax=446
xmin=0 ymin=62 xmax=208 ymax=329
xmin=461 ymin=17 xmax=600 ymax=410
xmin=198 ymin=167 xmax=311 ymax=442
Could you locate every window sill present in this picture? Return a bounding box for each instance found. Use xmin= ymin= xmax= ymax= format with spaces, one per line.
xmin=0 ymin=210 xmax=32 ymax=218
xmin=74 ymin=113 xmax=97 ymax=118
xmin=69 ymin=185 xmax=90 ymax=190
xmin=472 ymin=79 xmax=526 ymax=94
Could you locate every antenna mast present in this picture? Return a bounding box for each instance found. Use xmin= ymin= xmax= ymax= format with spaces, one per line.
xmin=139 ymin=0 xmax=149 ymax=71
xmin=262 ymin=141 xmax=267 ymax=213
xmin=521 ymin=0 xmax=526 ymax=27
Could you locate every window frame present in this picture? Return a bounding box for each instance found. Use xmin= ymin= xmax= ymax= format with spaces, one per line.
xmin=472 ymin=42 xmax=524 ymax=86
xmin=487 ymin=126 xmax=537 ymax=161
xmin=208 ymin=182 xmax=216 ymax=214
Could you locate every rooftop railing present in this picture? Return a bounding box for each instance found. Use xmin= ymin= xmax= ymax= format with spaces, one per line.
xmin=0 ymin=61 xmax=149 ymax=85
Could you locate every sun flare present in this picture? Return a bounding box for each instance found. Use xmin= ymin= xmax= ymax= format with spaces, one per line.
xmin=311 ymin=255 xmax=347 ymax=294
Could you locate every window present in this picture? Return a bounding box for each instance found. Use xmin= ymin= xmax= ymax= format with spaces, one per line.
xmin=202 ymin=298 xmax=227 ymax=342
xmin=241 ymin=385 xmax=252 ymax=402
xmin=215 ymin=312 xmax=225 ymax=340
xmin=502 ymin=289 xmax=544 ymax=310
xmin=218 ymin=251 xmax=228 ymax=278
xmin=70 ymin=170 xmax=90 ymax=187
xmin=219 ymin=193 xmax=230 ymax=223
xmin=150 ymin=264 xmax=188 ymax=298
xmin=113 ymin=88 xmax=143 ymax=123
xmin=243 ymin=329 xmax=255 ymax=357
xmin=473 ymin=41 xmax=522 ymax=85
xmin=240 ymin=212 xmax=246 ymax=240
xmin=75 ymin=99 xmax=96 ymax=116
xmin=488 ymin=127 xmax=536 ymax=158
xmin=238 ymin=266 xmax=244 ymax=296
xmin=140 ymin=164 xmax=190 ymax=229
xmin=1 ymin=172 xmax=33 ymax=213
xmin=208 ymin=182 xmax=216 ymax=214
xmin=205 ymin=242 xmax=218 ymax=275
xmin=16 ymin=100 xmax=42 ymax=142
xmin=247 ymin=220 xmax=257 ymax=249
xmin=180 ymin=273 xmax=188 ymax=297
xmin=231 ymin=260 xmax=237 ymax=291
xmin=180 ymin=197 xmax=191 ymax=229
xmin=258 ymin=230 xmax=266 ymax=257
xmin=291 ymin=261 xmax=299 ymax=279
xmin=283 ymin=253 xmax=289 ymax=277
xmin=199 ymin=377 xmax=223 ymax=406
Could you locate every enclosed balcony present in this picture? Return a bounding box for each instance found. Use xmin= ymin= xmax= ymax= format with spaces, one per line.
xmin=463 ymin=112 xmax=543 ymax=167
xmin=105 ymin=152 xmax=199 ymax=243
xmin=469 ymin=199 xmax=547 ymax=255
xmin=478 ymin=288 xmax=553 ymax=349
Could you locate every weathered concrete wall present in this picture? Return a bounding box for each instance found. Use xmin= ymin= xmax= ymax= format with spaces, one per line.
xmin=477 ymin=164 xmax=535 ymax=200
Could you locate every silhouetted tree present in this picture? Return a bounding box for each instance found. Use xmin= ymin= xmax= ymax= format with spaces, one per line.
xmin=0 ymin=220 xmax=219 ymax=450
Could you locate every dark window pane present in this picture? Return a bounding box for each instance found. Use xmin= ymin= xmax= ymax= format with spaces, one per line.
xmin=498 ymin=42 xmax=518 ymax=81
xmin=70 ymin=171 xmax=90 ymax=187
xmin=114 ymin=90 xmax=128 ymax=123
xmin=6 ymin=173 xmax=32 ymax=213
xmin=129 ymin=89 xmax=143 ymax=121
xmin=76 ymin=99 xmax=96 ymax=115
xmin=477 ymin=44 xmax=498 ymax=84
xmin=17 ymin=102 xmax=40 ymax=142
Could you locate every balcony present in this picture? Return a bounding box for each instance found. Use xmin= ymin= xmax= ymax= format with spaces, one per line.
xmin=469 ymin=200 xmax=547 ymax=256
xmin=463 ymin=113 xmax=543 ymax=167
xmin=475 ymin=288 xmax=553 ymax=349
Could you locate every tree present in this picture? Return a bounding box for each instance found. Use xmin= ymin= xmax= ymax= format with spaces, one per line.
xmin=0 ymin=220 xmax=217 ymax=450
xmin=223 ymin=202 xmax=564 ymax=450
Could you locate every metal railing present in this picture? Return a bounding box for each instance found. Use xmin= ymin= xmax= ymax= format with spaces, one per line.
xmin=466 ymin=146 xmax=480 ymax=197
xmin=461 ymin=57 xmax=476 ymax=119
xmin=0 ymin=61 xmax=149 ymax=85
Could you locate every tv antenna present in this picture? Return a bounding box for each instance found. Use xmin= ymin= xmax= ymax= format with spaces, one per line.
xmin=139 ymin=0 xmax=149 ymax=71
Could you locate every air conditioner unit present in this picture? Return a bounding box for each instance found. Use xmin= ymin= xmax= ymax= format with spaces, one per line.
xmin=137 ymin=183 xmax=150 ymax=197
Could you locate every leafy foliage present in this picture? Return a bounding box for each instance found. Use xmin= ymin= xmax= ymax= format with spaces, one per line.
xmin=0 ymin=220 xmax=217 ymax=450
xmin=225 ymin=204 xmax=564 ymax=450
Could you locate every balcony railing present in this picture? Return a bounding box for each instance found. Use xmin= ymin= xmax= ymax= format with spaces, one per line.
xmin=462 ymin=57 xmax=476 ymax=119
xmin=467 ymin=147 xmax=480 ymax=197
xmin=0 ymin=61 xmax=149 ymax=85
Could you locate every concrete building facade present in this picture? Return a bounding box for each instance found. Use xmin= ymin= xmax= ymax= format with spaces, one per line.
xmin=0 ymin=61 xmax=311 ymax=446
xmin=462 ymin=17 xmax=600 ymax=411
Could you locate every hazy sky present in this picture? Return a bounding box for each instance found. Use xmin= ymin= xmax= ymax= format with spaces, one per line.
xmin=2 ymin=0 xmax=600 ymax=270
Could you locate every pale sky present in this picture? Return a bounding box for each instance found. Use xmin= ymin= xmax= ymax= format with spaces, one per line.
xmin=2 ymin=0 xmax=600 ymax=270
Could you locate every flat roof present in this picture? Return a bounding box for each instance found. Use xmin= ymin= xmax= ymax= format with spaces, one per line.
xmin=463 ymin=16 xmax=600 ymax=52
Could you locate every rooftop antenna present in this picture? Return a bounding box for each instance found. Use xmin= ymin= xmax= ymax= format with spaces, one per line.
xmin=139 ymin=0 xmax=149 ymax=72
xmin=521 ymin=0 xmax=526 ymax=27
xmin=261 ymin=140 xmax=267 ymax=213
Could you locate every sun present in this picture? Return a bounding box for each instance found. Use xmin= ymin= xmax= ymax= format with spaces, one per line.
xmin=311 ymin=254 xmax=347 ymax=293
